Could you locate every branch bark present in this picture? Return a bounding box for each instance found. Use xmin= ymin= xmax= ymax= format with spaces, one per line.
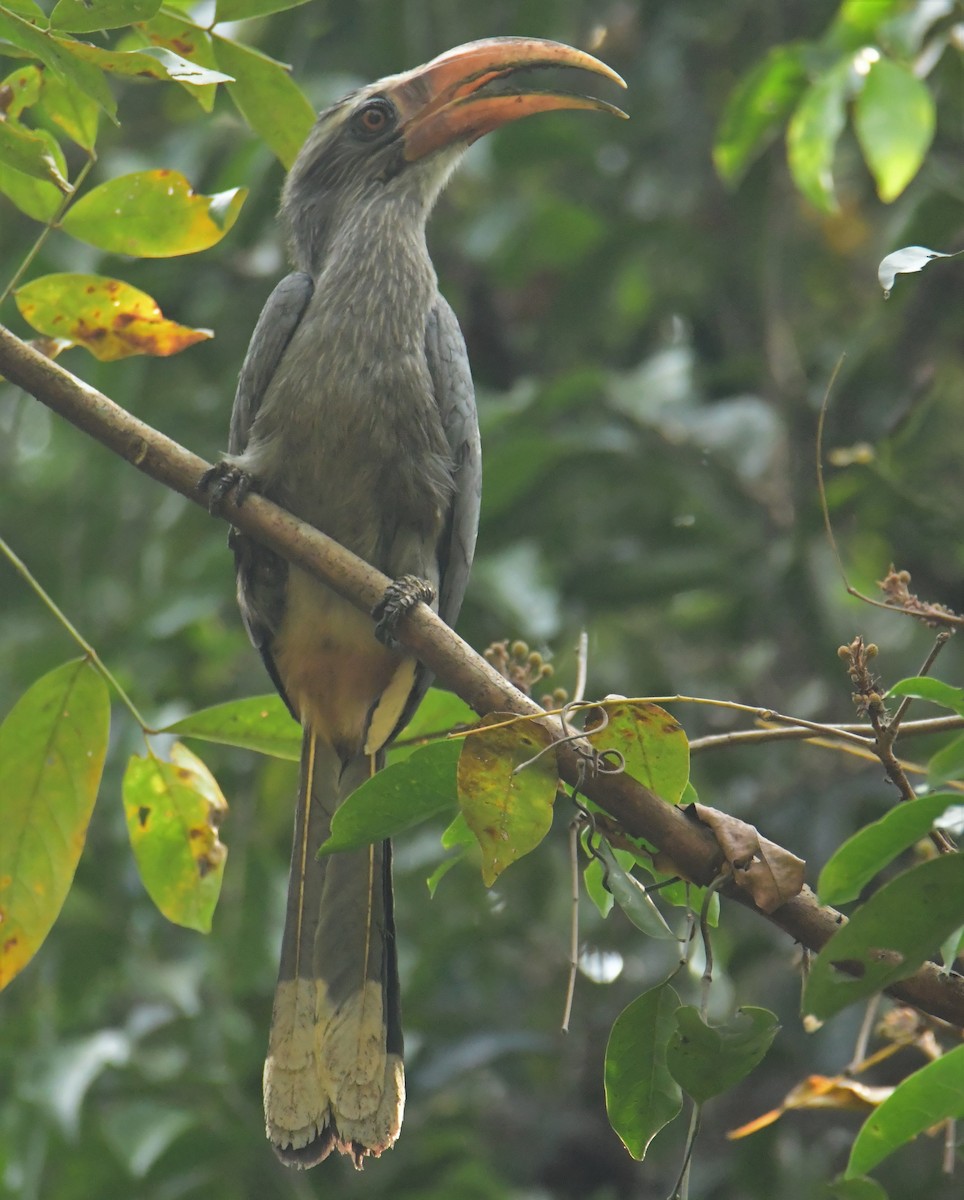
xmin=2 ymin=322 xmax=963 ymax=1028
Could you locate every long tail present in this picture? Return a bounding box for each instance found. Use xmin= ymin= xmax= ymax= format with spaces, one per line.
xmin=263 ymin=731 xmax=404 ymax=1169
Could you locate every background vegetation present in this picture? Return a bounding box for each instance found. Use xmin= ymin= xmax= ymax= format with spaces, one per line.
xmin=1 ymin=1 xmax=962 ymax=1197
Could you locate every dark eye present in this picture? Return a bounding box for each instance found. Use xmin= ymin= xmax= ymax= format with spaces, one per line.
xmin=352 ymin=98 xmax=397 ymax=140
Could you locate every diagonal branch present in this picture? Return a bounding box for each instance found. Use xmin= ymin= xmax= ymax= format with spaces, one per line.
xmin=2 ymin=321 xmax=963 ymax=1028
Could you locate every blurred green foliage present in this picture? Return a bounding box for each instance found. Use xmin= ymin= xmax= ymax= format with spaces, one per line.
xmin=1 ymin=1 xmax=963 ymax=1197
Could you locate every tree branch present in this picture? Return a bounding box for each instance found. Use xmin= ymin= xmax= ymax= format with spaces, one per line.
xmin=2 ymin=322 xmax=963 ymax=1028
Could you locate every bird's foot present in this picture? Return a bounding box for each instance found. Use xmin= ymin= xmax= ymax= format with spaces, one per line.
xmin=198 ymin=461 xmax=256 ymax=512
xmin=372 ymin=575 xmax=436 ymax=647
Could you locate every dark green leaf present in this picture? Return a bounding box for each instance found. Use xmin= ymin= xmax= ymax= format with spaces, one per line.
xmin=123 ymin=742 xmax=227 ymax=933
xmin=854 ymin=58 xmax=935 ymax=202
xmin=49 ymin=0 xmax=161 ymax=33
xmin=666 ymin=1006 xmax=779 ymax=1104
xmin=212 ymin=34 xmax=314 ymax=168
xmin=0 ymin=11 xmax=116 ymax=117
xmin=928 ymin=733 xmax=964 ymax=788
xmin=593 ymin=837 xmax=674 ymax=939
xmin=714 ymin=43 xmax=808 ymax=186
xmin=604 ymin=982 xmax=683 ymax=1160
xmin=321 ymin=738 xmax=461 ymax=855
xmin=846 ymin=1044 xmax=964 ymax=1176
xmin=786 ymin=59 xmax=850 ymax=211
xmin=817 ymin=793 xmax=963 ymax=905
xmin=804 ymin=854 xmax=964 ymax=1021
xmin=162 ymin=694 xmax=300 ymax=760
xmin=887 ymin=676 xmax=964 ymax=715
xmin=0 ymin=659 xmax=109 ymax=989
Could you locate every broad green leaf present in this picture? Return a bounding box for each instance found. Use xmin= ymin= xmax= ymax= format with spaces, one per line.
xmin=320 ymin=738 xmax=461 ymax=854
xmin=786 ymin=59 xmax=850 ymax=212
xmin=162 ymin=694 xmax=300 ymax=760
xmin=389 ymin=687 xmax=477 ymax=764
xmin=59 ymin=37 xmax=232 ymax=88
xmin=1 ymin=0 xmax=47 ymax=20
xmin=0 ymin=11 xmax=116 ymax=117
xmin=0 ymin=125 xmax=67 ymax=219
xmin=804 ymin=854 xmax=964 ymax=1021
xmin=136 ymin=12 xmax=222 ymax=112
xmin=605 ymin=982 xmax=683 ymax=1160
xmin=586 ymin=701 xmax=689 ymax=803
xmin=61 ymin=170 xmax=246 ymax=256
xmin=854 ymin=58 xmax=934 ymax=202
xmin=817 ymin=793 xmax=963 ymax=905
xmin=829 ymin=1177 xmax=889 ymax=1200
xmin=666 ymin=1006 xmax=779 ymax=1104
xmin=49 ymin=0 xmax=161 ymax=33
xmin=887 ymin=676 xmax=964 ymax=715
xmin=37 ymin=67 xmax=100 ymax=148
xmin=457 ymin=716 xmax=558 ymax=886
xmin=123 ymin=742 xmax=227 ymax=933
xmin=15 ymin=273 xmax=213 ymax=360
xmin=827 ymin=0 xmax=909 ymax=49
xmin=928 ymin=733 xmax=964 ymax=788
xmin=714 ymin=44 xmax=808 ymax=186
xmin=846 ymin=1044 xmax=964 ymax=1177
xmin=215 ymin=0 xmax=310 ymax=18
xmin=0 ymin=116 xmax=68 ymax=193
xmin=1 ymin=62 xmax=42 ymax=117
xmin=0 ymin=659 xmax=109 ymax=990
xmin=213 ymin=34 xmax=314 ymax=168
xmin=592 ymin=837 xmax=674 ymax=939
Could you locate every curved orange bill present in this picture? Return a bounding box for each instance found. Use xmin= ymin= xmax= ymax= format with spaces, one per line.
xmin=389 ymin=37 xmax=628 ymax=162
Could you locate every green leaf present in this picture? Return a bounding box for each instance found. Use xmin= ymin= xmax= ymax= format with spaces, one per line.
xmin=136 ymin=12 xmax=223 ymax=112
xmin=817 ymin=793 xmax=963 ymax=905
xmin=586 ymin=701 xmax=689 ymax=803
xmin=829 ymin=1177 xmax=890 ymax=1200
xmin=786 ymin=59 xmax=851 ymax=212
xmin=123 ymin=742 xmax=227 ymax=933
xmin=37 ymin=67 xmax=100 ymax=149
xmin=0 ymin=659 xmax=109 ymax=990
xmin=0 ymin=11 xmax=116 ymax=117
xmin=49 ymin=0 xmax=161 ymax=33
xmin=15 ymin=273 xmax=213 ymax=361
xmin=854 ymin=58 xmax=934 ymax=202
xmin=389 ymin=687 xmax=477 ymax=764
xmin=60 ymin=38 xmax=232 ymax=88
xmin=162 ymin=694 xmax=300 ymax=760
xmin=0 ymin=114 xmax=69 ymax=188
xmin=215 ymin=0 xmax=310 ymax=18
xmin=592 ymin=837 xmax=674 ymax=939
xmin=321 ymin=739 xmax=461 ymax=855
xmin=604 ymin=982 xmax=683 ymax=1160
xmin=1 ymin=62 xmax=42 ymax=117
xmin=0 ymin=124 xmax=67 ymax=219
xmin=928 ymin=733 xmax=964 ymax=789
xmin=1 ymin=0 xmax=47 ymax=21
xmin=714 ymin=43 xmax=808 ymax=186
xmin=887 ymin=676 xmax=964 ymax=715
xmin=583 ymin=852 xmax=615 ymax=917
xmin=827 ymin=0 xmax=910 ymax=50
xmin=666 ymin=1006 xmax=780 ymax=1104
xmin=426 ymin=810 xmax=476 ymax=897
xmin=212 ymin=34 xmax=314 ymax=168
xmin=804 ymin=854 xmax=964 ymax=1021
xmin=457 ymin=716 xmax=558 ymax=886
xmin=60 ymin=170 xmax=246 ymax=256
xmin=846 ymin=1044 xmax=964 ymax=1177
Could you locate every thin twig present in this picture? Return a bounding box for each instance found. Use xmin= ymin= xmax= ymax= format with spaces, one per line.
xmin=890 ymin=631 xmax=952 ymax=733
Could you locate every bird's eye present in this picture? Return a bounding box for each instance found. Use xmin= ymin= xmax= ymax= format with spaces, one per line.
xmin=352 ymin=98 xmax=397 ymax=140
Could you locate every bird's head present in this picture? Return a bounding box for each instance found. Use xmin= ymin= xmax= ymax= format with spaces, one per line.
xmin=282 ymin=37 xmax=627 ymax=272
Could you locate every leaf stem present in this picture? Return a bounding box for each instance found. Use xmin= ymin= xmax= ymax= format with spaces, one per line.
xmin=0 ymin=533 xmax=149 ymax=729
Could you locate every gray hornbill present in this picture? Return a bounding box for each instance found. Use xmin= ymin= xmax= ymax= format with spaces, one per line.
xmin=204 ymin=38 xmax=626 ymax=1168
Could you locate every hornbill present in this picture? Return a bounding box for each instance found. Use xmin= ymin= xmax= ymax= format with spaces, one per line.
xmin=205 ymin=37 xmax=626 ymax=1169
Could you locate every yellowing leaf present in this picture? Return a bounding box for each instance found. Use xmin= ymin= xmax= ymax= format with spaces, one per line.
xmin=457 ymin=715 xmax=558 ymax=886
xmin=15 ymin=273 xmax=213 ymax=360
xmin=0 ymin=659 xmax=110 ymax=990
xmin=586 ymin=700 xmax=689 ymax=803
xmin=123 ymin=743 xmax=227 ymax=933
xmin=61 ymin=170 xmax=246 ymax=257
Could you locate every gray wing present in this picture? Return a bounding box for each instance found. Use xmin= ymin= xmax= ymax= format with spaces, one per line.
xmin=228 ymin=272 xmax=313 ymax=713
xmin=228 ymin=271 xmax=314 ymax=454
xmin=425 ymin=295 xmax=482 ymax=629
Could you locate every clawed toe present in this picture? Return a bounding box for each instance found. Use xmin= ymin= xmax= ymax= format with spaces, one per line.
xmin=372 ymin=575 xmax=436 ymax=646
xmin=199 ymin=462 xmax=255 ymax=511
